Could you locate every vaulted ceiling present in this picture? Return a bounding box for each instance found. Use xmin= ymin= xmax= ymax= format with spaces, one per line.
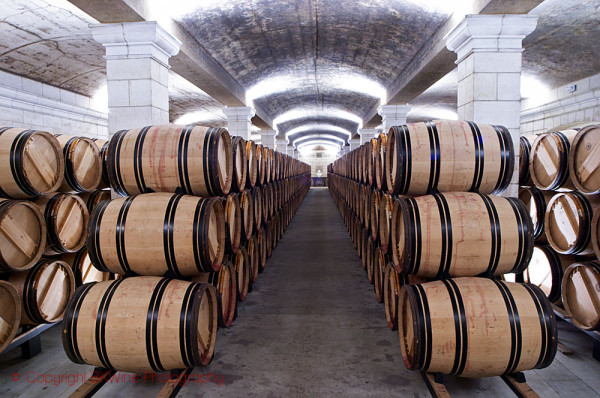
xmin=1 ymin=0 xmax=598 ymax=150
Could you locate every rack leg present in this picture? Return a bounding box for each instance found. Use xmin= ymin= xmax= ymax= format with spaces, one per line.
xmin=69 ymin=368 xmax=116 ymax=398
xmin=501 ymin=372 xmax=539 ymax=398
xmin=593 ymin=340 xmax=600 ymax=362
xmin=21 ymin=335 xmax=42 ymax=359
xmin=421 ymin=372 xmax=450 ymax=398
xmin=156 ymin=368 xmax=193 ymax=398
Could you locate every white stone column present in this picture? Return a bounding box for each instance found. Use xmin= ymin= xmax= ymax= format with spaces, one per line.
xmin=343 ymin=144 xmax=351 ymax=155
xmin=90 ymin=22 xmax=181 ymax=136
xmin=286 ymin=144 xmax=295 ymax=157
xmin=260 ymin=130 xmax=276 ymax=149
xmin=223 ymin=106 xmax=255 ymax=140
xmin=446 ymin=14 xmax=538 ymax=197
xmin=358 ymin=129 xmax=379 ymax=145
xmin=293 ymin=149 xmax=299 ymax=159
xmin=378 ymin=104 xmax=411 ymax=134
xmin=276 ymin=137 xmax=288 ymax=153
xmin=349 ymin=134 xmax=361 ymax=151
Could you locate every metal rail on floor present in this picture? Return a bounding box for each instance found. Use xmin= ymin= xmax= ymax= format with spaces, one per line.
xmin=552 ymin=304 xmax=600 ymax=362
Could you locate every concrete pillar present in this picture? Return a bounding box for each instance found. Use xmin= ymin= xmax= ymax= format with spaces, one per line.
xmin=90 ymin=22 xmax=181 ymax=136
xmin=378 ymin=104 xmax=411 ymax=134
xmin=286 ymin=144 xmax=295 ymax=157
xmin=293 ymin=149 xmax=299 ymax=159
xmin=446 ymin=14 xmax=538 ymax=197
xmin=223 ymin=107 xmax=255 ymax=140
xmin=260 ymin=130 xmax=276 ymax=149
xmin=358 ymin=129 xmax=379 ymax=145
xmin=349 ymin=134 xmax=361 ymax=151
xmin=343 ymin=144 xmax=351 ymax=155
xmin=276 ymin=137 xmax=288 ymax=153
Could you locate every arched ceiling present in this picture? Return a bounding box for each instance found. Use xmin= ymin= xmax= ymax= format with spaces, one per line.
xmin=0 ymin=0 xmax=598 ymax=149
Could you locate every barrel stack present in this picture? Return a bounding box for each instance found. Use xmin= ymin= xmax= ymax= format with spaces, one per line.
xmin=515 ymin=123 xmax=600 ymax=336
xmin=327 ymin=119 xmax=559 ymax=378
xmin=57 ymin=124 xmax=310 ymax=373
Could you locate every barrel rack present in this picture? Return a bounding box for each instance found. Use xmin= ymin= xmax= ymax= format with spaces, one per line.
xmin=552 ymin=304 xmax=600 ymax=362
xmin=421 ymin=371 xmax=539 ymax=398
xmin=69 ymin=367 xmax=192 ymax=398
xmin=1 ymin=322 xmax=58 ymax=359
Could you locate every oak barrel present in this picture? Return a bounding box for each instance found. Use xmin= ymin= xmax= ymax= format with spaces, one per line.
xmin=223 ymin=194 xmax=241 ymax=255
xmin=562 ymin=261 xmax=600 ymax=331
xmin=530 ymin=130 xmax=577 ymax=190
xmin=519 ymin=135 xmax=534 ymax=186
xmin=0 ymin=281 xmax=21 ymax=354
xmin=379 ymin=193 xmax=396 ymax=254
xmin=9 ymin=259 xmax=75 ymax=325
xmin=62 ymin=276 xmax=218 ymax=371
xmin=375 ymin=133 xmax=387 ymax=191
xmin=398 ymin=277 xmax=557 ymax=377
xmin=569 ymin=124 xmax=600 ymax=193
xmin=230 ymin=136 xmax=247 ymax=193
xmin=92 ymin=138 xmax=110 ymax=188
xmin=518 ymin=187 xmax=555 ymax=242
xmin=192 ymin=262 xmax=237 ymax=328
xmin=79 ymin=189 xmax=111 ymax=214
xmin=233 ymin=247 xmax=250 ymax=301
xmin=246 ymin=140 xmax=258 ymax=188
xmin=55 ymin=135 xmax=102 ymax=193
xmin=0 ymin=127 xmax=64 ymax=198
xmin=257 ymin=228 xmax=267 ymax=272
xmin=0 ymin=199 xmax=46 ymax=271
xmin=385 ymin=120 xmax=513 ymax=195
xmin=246 ymin=236 xmax=260 ymax=284
xmin=392 ymin=192 xmax=533 ymax=278
xmin=545 ymin=192 xmax=600 ymax=255
xmin=252 ymin=186 xmax=263 ymax=229
xmin=107 ymin=124 xmax=233 ymax=197
xmin=373 ymin=247 xmax=386 ymax=302
xmin=87 ymin=193 xmax=225 ymax=277
xmin=518 ymin=245 xmax=575 ymax=303
xmin=239 ymin=190 xmax=254 ymax=240
xmin=61 ymin=247 xmax=112 ymax=286
xmin=384 ymin=263 xmax=427 ymax=331
xmin=35 ymin=193 xmax=88 ymax=255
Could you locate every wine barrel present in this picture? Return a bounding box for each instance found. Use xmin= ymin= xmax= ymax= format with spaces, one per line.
xmin=9 ymin=259 xmax=75 ymax=325
xmin=518 ymin=187 xmax=555 ymax=242
xmin=233 ymin=248 xmax=250 ymax=301
xmin=384 ymin=263 xmax=427 ymax=331
xmin=519 ymin=135 xmax=534 ymax=186
xmin=373 ymin=247 xmax=386 ymax=302
xmin=61 ymin=247 xmax=112 ymax=286
xmin=367 ymin=139 xmax=377 ymax=187
xmin=385 ymin=120 xmax=513 ymax=196
xmin=55 ymin=135 xmax=102 ymax=193
xmin=246 ymin=236 xmax=259 ymax=284
xmin=252 ymin=187 xmax=263 ymax=229
xmin=562 ymin=261 xmax=600 ymax=331
xmin=92 ymin=138 xmax=110 ymax=188
xmin=370 ymin=189 xmax=382 ymax=241
xmin=87 ymin=193 xmax=225 ymax=277
xmin=256 ymin=144 xmax=266 ymax=186
xmin=517 ymin=245 xmax=575 ymax=303
xmin=398 ymin=277 xmax=557 ymax=377
xmin=107 ymin=124 xmax=232 ymax=197
xmin=375 ymin=133 xmax=387 ymax=191
xmin=392 ymin=192 xmax=533 ymax=278
xmin=223 ymin=194 xmax=241 ymax=255
xmin=569 ymin=124 xmax=600 ymax=193
xmin=0 ymin=128 xmax=64 ymax=198
xmin=263 ymin=147 xmax=272 ymax=184
xmin=62 ymin=276 xmax=218 ymax=371
xmin=0 ymin=281 xmax=21 ymax=354
xmin=257 ymin=228 xmax=267 ymax=272
xmin=365 ymin=234 xmax=374 ymax=280
xmin=192 ymin=262 xmax=237 ymax=328
xmin=239 ymin=190 xmax=254 ymax=241
xmin=530 ymin=130 xmax=577 ymax=190
xmin=35 ymin=193 xmax=88 ymax=255
xmin=379 ymin=193 xmax=396 ymax=254
xmin=545 ymin=192 xmax=600 ymax=255
xmin=0 ymin=199 xmax=46 ymax=272
xmin=230 ymin=136 xmax=247 ymax=193
xmin=246 ymin=140 xmax=258 ymax=188
xmin=592 ymin=210 xmax=600 ymax=261
xmin=79 ymin=189 xmax=111 ymax=214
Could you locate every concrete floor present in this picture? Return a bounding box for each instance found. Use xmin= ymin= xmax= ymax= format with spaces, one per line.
xmin=1 ymin=187 xmax=600 ymax=397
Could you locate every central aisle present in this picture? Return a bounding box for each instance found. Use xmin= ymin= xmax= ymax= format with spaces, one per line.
xmin=193 ymin=186 xmax=422 ymax=396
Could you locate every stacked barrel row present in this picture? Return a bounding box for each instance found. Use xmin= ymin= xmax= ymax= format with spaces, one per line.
xmin=328 ymin=119 xmax=558 ymax=378
xmin=0 ymin=128 xmax=116 ymax=356
xmin=518 ymin=124 xmax=600 ymax=332
xmin=57 ymin=124 xmax=310 ymax=374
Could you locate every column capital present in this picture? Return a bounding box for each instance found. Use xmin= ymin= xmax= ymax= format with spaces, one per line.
xmin=90 ymin=21 xmax=182 ymax=66
xmin=259 ymin=129 xmax=277 ymax=137
xmin=445 ymin=14 xmax=538 ymax=63
xmin=223 ymin=106 xmax=255 ymax=122
xmin=378 ymin=104 xmax=411 ymax=118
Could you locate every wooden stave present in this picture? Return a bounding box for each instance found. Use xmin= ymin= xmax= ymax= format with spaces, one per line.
xmin=87 ymin=193 xmax=225 ymax=277
xmin=568 ymin=124 xmax=600 ymax=194
xmin=230 ymin=136 xmax=248 ymax=193
xmin=35 ymin=193 xmax=89 ymax=255
xmin=55 ymin=135 xmax=102 ymax=193
xmin=398 ymin=277 xmax=557 ymax=377
xmin=529 ymin=130 xmax=578 ymax=191
xmin=0 ymin=128 xmax=64 ymax=198
xmin=106 ymin=124 xmax=233 ymax=197
xmin=0 ymin=280 xmax=21 ymax=354
xmin=9 ymin=259 xmax=75 ymax=325
xmin=545 ymin=191 xmax=600 ymax=256
xmin=0 ymin=198 xmax=46 ymax=272
xmin=561 ymin=261 xmax=600 ymax=331
xmin=392 ymin=192 xmax=534 ymax=278
xmin=384 ymin=120 xmax=514 ymax=196
xmin=62 ymin=277 xmax=218 ymax=371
